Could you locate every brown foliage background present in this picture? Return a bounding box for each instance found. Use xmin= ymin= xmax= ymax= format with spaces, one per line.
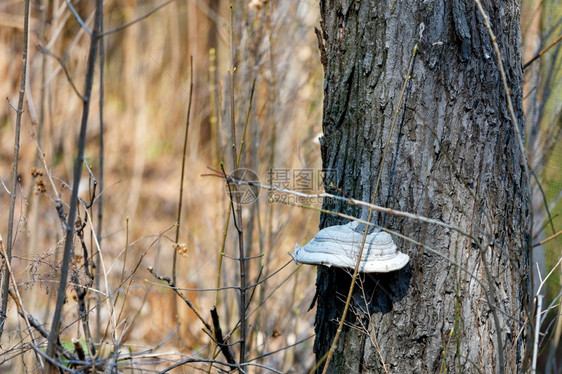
xmin=0 ymin=0 xmax=560 ymax=372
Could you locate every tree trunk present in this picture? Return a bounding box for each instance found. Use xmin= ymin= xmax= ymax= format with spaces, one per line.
xmin=314 ymin=0 xmax=530 ymax=373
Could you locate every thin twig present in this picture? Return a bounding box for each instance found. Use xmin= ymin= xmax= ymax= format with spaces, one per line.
xmin=229 ymin=5 xmax=237 ymax=168
xmin=535 ymin=256 xmax=562 ymax=297
xmin=159 ymin=357 xmax=283 ymax=374
xmin=64 ymin=0 xmax=91 ymax=34
xmin=31 ymin=345 xmax=78 ymax=374
xmin=0 ymin=0 xmax=31 ymax=340
xmin=529 ymin=168 xmax=556 ymax=239
xmin=172 ymin=56 xmax=193 ymax=291
xmin=149 ymin=259 xmax=293 ymax=294
xmin=227 ymin=3 xmax=248 ymax=365
xmin=237 ymin=79 xmax=256 ymax=165
xmin=46 ymin=0 xmax=102 ymax=363
xmin=523 ymin=35 xmax=562 ymax=70
xmin=531 ymin=295 xmax=543 ymax=374
xmin=37 ymin=45 xmax=85 ymax=100
xmin=100 ymin=0 xmax=175 ymax=36
xmin=73 ymin=220 xmax=96 ymax=356
xmin=224 ymin=166 xmax=247 ymax=365
xmin=248 ymin=335 xmax=314 ymax=362
xmin=82 ymin=203 xmax=117 ymax=339
xmin=0 ymin=236 xmax=44 ymax=369
xmin=147 ymin=267 xmax=212 ymax=332
xmin=534 ymin=229 xmax=562 ymax=247
xmin=18 ymin=306 xmax=76 ymax=361
xmin=204 ymin=175 xmax=477 ymax=242
xmin=211 ymin=305 xmax=237 ymax=366
xmin=216 ymin=265 xmax=303 ymax=358
xmin=261 ymin=6 xmax=280 ymax=361
xmin=95 ymin=0 xmax=105 ymax=342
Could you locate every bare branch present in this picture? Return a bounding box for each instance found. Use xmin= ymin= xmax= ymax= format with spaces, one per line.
xmin=1 ymin=0 xmax=31 ymax=341
xmin=210 ymin=306 xmax=236 ymax=365
xmin=147 ymin=267 xmax=212 ymax=332
xmin=523 ymin=35 xmax=562 ymax=70
xmin=37 ymin=45 xmax=85 ymax=100
xmin=46 ymin=0 xmax=103 ymax=362
xmin=100 ymin=0 xmax=175 ymax=36
xmin=64 ymin=0 xmax=91 ymax=34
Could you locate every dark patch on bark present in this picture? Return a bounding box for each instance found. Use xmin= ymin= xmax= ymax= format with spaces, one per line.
xmin=313 ymin=265 xmax=411 ymax=371
xmin=452 ymin=0 xmax=472 ymax=62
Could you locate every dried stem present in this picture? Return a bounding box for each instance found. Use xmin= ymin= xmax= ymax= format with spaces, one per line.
xmin=531 ymin=295 xmax=543 ymax=374
xmin=534 ymin=229 xmax=562 ymax=247
xmin=224 ymin=164 xmax=247 ymax=366
xmin=160 ymin=358 xmax=284 ymax=374
xmin=172 ymin=57 xmax=193 ymax=287
xmin=0 ymin=0 xmax=31 ymax=340
xmin=64 ymin=0 xmax=91 ymax=34
xmin=99 ymin=0 xmax=175 ymax=36
xmin=37 ymin=46 xmax=85 ymax=100
xmin=46 ymin=0 xmax=102 ymax=364
xmin=16 ymin=304 xmax=76 ymax=361
xmin=74 ymin=221 xmax=96 ymax=356
xmin=211 ymin=305 xmax=237 ymax=366
xmin=95 ymin=2 xmax=105 ymax=341
xmin=228 ymin=2 xmax=247 ymax=366
xmin=523 ymin=35 xmax=562 ymax=70
xmin=147 ymin=267 xmax=212 ymax=332
xmin=0 ymin=235 xmax=44 ymax=368
xmin=211 ymin=176 xmax=477 ymax=242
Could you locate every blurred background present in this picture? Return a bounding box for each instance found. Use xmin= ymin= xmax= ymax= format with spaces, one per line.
xmin=0 ymin=0 xmax=560 ymax=372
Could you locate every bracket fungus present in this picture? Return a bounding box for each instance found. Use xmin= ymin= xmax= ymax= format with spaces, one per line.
xmin=291 ymin=221 xmax=409 ymax=273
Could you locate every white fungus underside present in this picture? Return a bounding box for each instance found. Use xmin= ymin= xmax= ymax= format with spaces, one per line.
xmin=292 ymin=243 xmax=409 ymax=273
xmin=291 ymin=222 xmax=410 ymax=273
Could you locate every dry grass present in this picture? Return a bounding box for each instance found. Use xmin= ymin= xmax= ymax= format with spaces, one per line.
xmin=0 ymin=0 xmax=322 ymax=372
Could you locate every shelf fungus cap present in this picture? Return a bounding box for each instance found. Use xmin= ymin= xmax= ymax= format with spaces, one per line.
xmin=291 ymin=221 xmax=409 ymax=273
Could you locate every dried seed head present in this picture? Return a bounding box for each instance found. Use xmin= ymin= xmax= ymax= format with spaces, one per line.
xmin=173 ymin=242 xmax=188 ymax=257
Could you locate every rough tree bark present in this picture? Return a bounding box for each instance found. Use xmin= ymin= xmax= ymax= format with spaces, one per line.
xmin=314 ymin=0 xmax=530 ymax=373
